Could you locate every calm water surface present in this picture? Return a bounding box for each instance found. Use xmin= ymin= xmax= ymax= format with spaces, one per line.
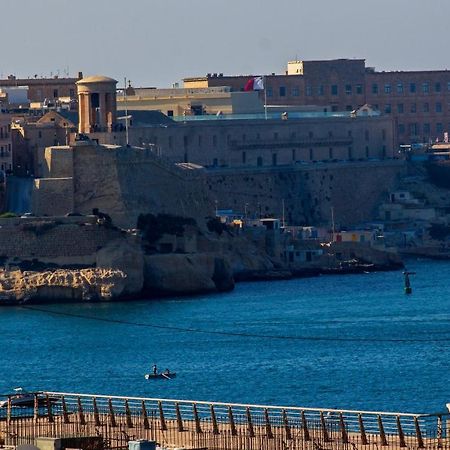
xmin=1 ymin=259 xmax=449 ymax=413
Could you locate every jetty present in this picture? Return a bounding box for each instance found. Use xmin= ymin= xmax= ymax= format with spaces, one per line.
xmin=0 ymin=391 xmax=448 ymax=450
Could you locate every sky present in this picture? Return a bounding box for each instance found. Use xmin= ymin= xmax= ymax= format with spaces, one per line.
xmin=3 ymin=0 xmax=450 ymax=88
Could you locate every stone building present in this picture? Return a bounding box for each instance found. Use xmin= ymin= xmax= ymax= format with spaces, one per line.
xmin=184 ymin=58 xmax=450 ymax=145
xmin=0 ymin=73 xmax=81 ymax=103
xmin=0 ymin=113 xmax=12 ymax=173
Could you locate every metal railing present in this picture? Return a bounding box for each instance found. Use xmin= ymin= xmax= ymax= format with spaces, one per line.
xmin=1 ymin=391 xmax=448 ymax=450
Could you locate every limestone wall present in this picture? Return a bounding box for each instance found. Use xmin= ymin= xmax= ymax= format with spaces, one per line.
xmin=206 ymin=160 xmax=406 ymax=227
xmin=32 ymin=177 xmax=74 ymax=216
xmin=0 ymin=220 xmax=121 ymax=265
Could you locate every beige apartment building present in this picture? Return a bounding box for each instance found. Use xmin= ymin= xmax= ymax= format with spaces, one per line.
xmin=0 ymin=114 xmax=13 ymax=173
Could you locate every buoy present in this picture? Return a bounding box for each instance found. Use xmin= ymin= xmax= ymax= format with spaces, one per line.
xmin=403 ymin=271 xmax=416 ymax=295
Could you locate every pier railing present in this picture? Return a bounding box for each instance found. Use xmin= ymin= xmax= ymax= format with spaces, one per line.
xmin=1 ymin=391 xmax=449 ymax=450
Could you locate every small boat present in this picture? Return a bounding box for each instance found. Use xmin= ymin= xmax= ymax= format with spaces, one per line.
xmin=145 ymin=372 xmax=176 ymax=380
xmin=0 ymin=389 xmax=60 ymax=408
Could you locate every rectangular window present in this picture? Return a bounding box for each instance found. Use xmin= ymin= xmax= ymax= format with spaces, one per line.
xmin=382 ymin=129 xmax=387 ymax=140
xmin=331 ymin=85 xmax=338 ymax=95
xmin=53 ymin=89 xmax=58 ymax=98
xmin=409 ymin=123 xmax=419 ymax=135
xmin=435 ymin=82 xmax=441 ymax=92
xmin=212 ymin=135 xmax=217 ymax=146
xmin=423 ymin=103 xmax=429 ymax=113
xmin=411 ymin=103 xmax=416 ymax=113
xmin=422 ymin=82 xmax=429 ymax=93
xmin=306 ymin=85 xmax=312 ymax=96
xmin=384 ymin=84 xmax=391 ymax=94
xmin=384 ymin=104 xmax=391 ymax=114
xmin=397 ymin=83 xmax=403 ymax=93
xmin=398 ymin=124 xmax=405 ymax=134
xmin=436 ymin=102 xmax=442 ymax=113
xmin=266 ymin=87 xmax=273 ymax=97
xmin=198 ymin=135 xmax=202 ymax=146
xmin=437 ymin=123 xmax=443 ymax=134
xmin=317 ymin=85 xmax=324 ymax=96
xmin=345 ymin=84 xmax=352 ymax=95
xmin=423 ymin=123 xmax=431 ymax=134
xmin=183 ymin=136 xmax=188 ymax=147
xmin=292 ymin=86 xmax=300 ymax=96
xmin=397 ymin=103 xmax=404 ymax=113
xmin=356 ymin=84 xmax=363 ymax=94
xmin=372 ymin=84 xmax=378 ymax=94
xmin=279 ymin=86 xmax=286 ymax=97
xmin=242 ymin=151 xmax=246 ymax=164
xmin=410 ymin=83 xmax=416 ymax=93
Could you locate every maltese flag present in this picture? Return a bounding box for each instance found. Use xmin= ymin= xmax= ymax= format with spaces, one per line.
xmin=244 ymin=76 xmax=264 ymax=91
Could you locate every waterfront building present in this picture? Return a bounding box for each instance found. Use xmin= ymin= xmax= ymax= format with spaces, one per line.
xmin=0 ymin=113 xmax=13 ymax=173
xmin=184 ymin=59 xmax=450 ymax=145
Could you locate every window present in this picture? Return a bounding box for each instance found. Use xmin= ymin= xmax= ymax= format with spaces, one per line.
xmin=183 ymin=136 xmax=188 ymax=147
xmin=411 ymin=103 xmax=416 ymax=113
xmin=410 ymin=83 xmax=416 ymax=93
xmin=435 ymin=82 xmax=441 ymax=93
xmin=69 ymin=89 xmax=75 ymax=97
xmin=356 ymin=84 xmax=363 ymax=95
xmin=331 ymin=85 xmax=338 ymax=95
xmin=345 ymin=84 xmax=352 ymax=95
xmin=273 ymin=132 xmax=278 ymax=140
xmin=167 ymin=110 xmax=174 ymax=117
xmin=422 ymin=103 xmax=429 ymax=113
xmin=382 ymin=129 xmax=387 ymax=140
xmin=242 ymin=152 xmax=246 ymax=164
xmin=436 ymin=102 xmax=442 ymax=113
xmin=292 ymin=86 xmax=300 ymax=96
xmin=279 ymin=86 xmax=286 ymax=97
xmin=272 ymin=153 xmax=277 ymax=166
xmin=397 ymin=83 xmax=403 ymax=94
xmin=317 ymin=85 xmax=324 ymax=96
xmin=423 ymin=123 xmax=431 ymax=134
xmin=372 ymin=84 xmax=378 ymax=94
xmin=397 ymin=103 xmax=404 ymax=113
xmin=198 ymin=135 xmax=202 ymax=146
xmin=329 ymin=148 xmax=333 ymax=159
xmin=384 ymin=84 xmax=391 ymax=94
xmin=168 ymin=136 xmax=173 ymax=148
xmin=212 ymin=135 xmax=217 ymax=146
xmin=384 ymin=104 xmax=391 ymax=114
xmin=292 ymin=149 xmax=296 ymax=161
xmin=257 ymin=156 xmax=263 ymax=167
xmin=409 ymin=123 xmax=419 ymax=135
xmin=437 ymin=123 xmax=443 ymax=133
xmin=53 ymin=89 xmax=58 ymax=98
xmin=365 ymin=130 xmax=369 ymax=141
xmin=306 ymin=85 xmax=312 ymax=96
xmin=266 ymin=87 xmax=273 ymax=97
xmin=398 ymin=124 xmax=405 ymax=134
xmin=422 ymin=82 xmax=429 ymax=93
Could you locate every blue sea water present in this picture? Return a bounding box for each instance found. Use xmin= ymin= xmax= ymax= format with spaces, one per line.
xmin=1 ymin=259 xmax=449 ymax=414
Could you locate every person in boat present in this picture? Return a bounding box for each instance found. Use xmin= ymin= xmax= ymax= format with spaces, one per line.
xmin=152 ymin=364 xmax=157 ymax=375
xmin=164 ymin=368 xmax=170 ymax=375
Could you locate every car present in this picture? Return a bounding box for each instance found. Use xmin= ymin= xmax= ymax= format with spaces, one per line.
xmin=20 ymin=213 xmax=35 ymax=218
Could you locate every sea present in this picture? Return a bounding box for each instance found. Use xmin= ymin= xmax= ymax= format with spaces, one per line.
xmin=1 ymin=258 xmax=449 ymax=414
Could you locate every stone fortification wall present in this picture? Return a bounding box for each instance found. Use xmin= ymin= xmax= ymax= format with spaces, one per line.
xmin=71 ymin=144 xmax=212 ymax=228
xmin=0 ymin=219 xmax=121 ymax=265
xmin=33 ymin=177 xmax=74 ymax=216
xmin=206 ymin=160 xmax=406 ymax=226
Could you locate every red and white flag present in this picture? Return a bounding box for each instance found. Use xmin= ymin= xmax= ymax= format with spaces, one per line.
xmin=244 ymin=76 xmax=264 ymax=91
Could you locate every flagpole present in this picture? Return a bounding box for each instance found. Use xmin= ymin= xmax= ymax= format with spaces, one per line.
xmin=264 ymin=75 xmax=268 ymax=120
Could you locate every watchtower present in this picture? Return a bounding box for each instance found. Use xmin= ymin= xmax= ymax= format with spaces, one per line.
xmin=77 ymin=75 xmax=117 ymax=133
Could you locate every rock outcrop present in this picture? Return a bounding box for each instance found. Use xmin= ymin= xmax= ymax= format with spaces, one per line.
xmin=0 ymin=268 xmax=127 ymax=304
xmin=143 ymin=253 xmax=234 ymax=296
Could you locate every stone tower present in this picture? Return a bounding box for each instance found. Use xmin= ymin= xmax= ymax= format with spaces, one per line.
xmin=77 ymin=75 xmax=118 ymax=133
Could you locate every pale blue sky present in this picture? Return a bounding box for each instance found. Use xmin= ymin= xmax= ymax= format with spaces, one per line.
xmin=3 ymin=0 xmax=450 ymax=87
